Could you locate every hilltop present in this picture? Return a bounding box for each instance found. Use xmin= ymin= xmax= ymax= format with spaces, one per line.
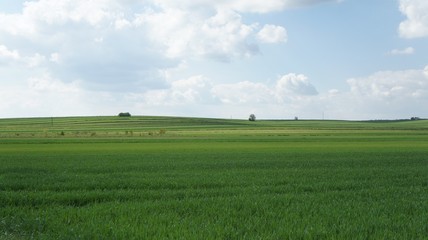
xmin=0 ymin=115 xmax=427 ymax=139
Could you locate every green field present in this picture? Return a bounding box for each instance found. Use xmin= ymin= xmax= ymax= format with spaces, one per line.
xmin=1 ymin=116 xmax=427 ymax=239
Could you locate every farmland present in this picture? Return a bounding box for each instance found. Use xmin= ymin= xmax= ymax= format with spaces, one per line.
xmin=1 ymin=116 xmax=428 ymax=239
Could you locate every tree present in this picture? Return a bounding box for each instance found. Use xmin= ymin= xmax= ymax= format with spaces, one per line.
xmin=249 ymin=114 xmax=256 ymax=121
xmin=118 ymin=112 xmax=131 ymax=117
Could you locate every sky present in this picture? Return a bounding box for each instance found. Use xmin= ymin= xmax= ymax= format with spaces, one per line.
xmin=0 ymin=0 xmax=427 ymax=120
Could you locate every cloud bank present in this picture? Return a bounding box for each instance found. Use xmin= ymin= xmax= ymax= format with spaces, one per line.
xmin=0 ymin=0 xmax=426 ymax=120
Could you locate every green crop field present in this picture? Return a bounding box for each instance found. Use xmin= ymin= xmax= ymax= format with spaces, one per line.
xmin=1 ymin=116 xmax=427 ymax=239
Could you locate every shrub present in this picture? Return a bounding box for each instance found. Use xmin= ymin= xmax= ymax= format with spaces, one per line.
xmin=118 ymin=112 xmax=131 ymax=117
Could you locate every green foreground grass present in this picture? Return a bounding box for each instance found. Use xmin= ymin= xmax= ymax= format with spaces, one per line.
xmin=0 ymin=116 xmax=427 ymax=239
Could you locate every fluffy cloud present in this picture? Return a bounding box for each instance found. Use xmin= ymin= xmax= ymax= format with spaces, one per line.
xmin=212 ymin=73 xmax=318 ymax=105
xmin=28 ymin=73 xmax=80 ymax=93
xmin=0 ymin=0 xmax=292 ymax=95
xmin=0 ymin=0 xmax=123 ymax=37
xmin=257 ymin=24 xmax=287 ymax=43
xmin=138 ymin=75 xmax=214 ymax=106
xmin=142 ymin=66 xmax=428 ymax=120
xmin=276 ymin=74 xmax=318 ymax=97
xmin=347 ymin=67 xmax=428 ymax=99
xmin=152 ymin=0 xmax=341 ymax=13
xmin=399 ymin=0 xmax=428 ymax=38
xmin=130 ymin=73 xmax=320 ymax=119
xmin=212 ymin=81 xmax=274 ymax=104
xmin=0 ymin=0 xmax=301 ymax=118
xmin=22 ymin=0 xmax=112 ymax=25
xmin=136 ymin=8 xmax=259 ymax=60
xmin=319 ymin=65 xmax=428 ymax=119
xmin=0 ymin=45 xmax=20 ymax=60
xmin=0 ymin=72 xmax=118 ymax=117
xmin=388 ymin=47 xmax=415 ymax=55
xmin=0 ymin=2 xmax=176 ymax=91
xmin=0 ymin=44 xmax=53 ymax=68
xmin=0 ymin=13 xmax=36 ymax=36
xmin=0 ymin=0 xmax=335 ymax=64
xmin=128 ymin=73 xmax=318 ymax=108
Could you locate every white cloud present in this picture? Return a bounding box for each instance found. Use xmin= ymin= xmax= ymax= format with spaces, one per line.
xmin=0 ymin=45 xmax=20 ymax=60
xmin=22 ymin=0 xmax=120 ymax=26
xmin=152 ymin=0 xmax=341 ymax=13
xmin=136 ymin=75 xmax=214 ymax=106
xmin=128 ymin=73 xmax=320 ymax=119
xmin=399 ymin=0 xmax=428 ymax=38
xmin=136 ymin=8 xmax=259 ymax=60
xmin=388 ymin=47 xmax=415 ymax=55
xmin=114 ymin=18 xmax=131 ymax=30
xmin=257 ymin=24 xmax=287 ymax=43
xmin=324 ymin=65 xmax=428 ymax=119
xmin=224 ymin=0 xmax=288 ymax=13
xmin=0 ymin=13 xmax=36 ymax=36
xmin=0 ymin=0 xmax=342 ymax=63
xmin=0 ymin=46 xmax=51 ymax=67
xmin=278 ymin=66 xmax=428 ymax=120
xmin=0 ymin=0 xmax=339 ymax=100
xmin=0 ymin=74 xmax=77 ymax=116
xmin=50 ymin=53 xmax=60 ymax=63
xmin=212 ymin=73 xmax=318 ymax=105
xmin=0 ymin=71 xmax=125 ymax=118
xmin=276 ymin=74 xmax=318 ymax=97
xmin=28 ymin=73 xmax=80 ymax=93
xmin=0 ymin=0 xmax=122 ymax=37
xmin=425 ymin=65 xmax=428 ymax=78
xmin=212 ymin=81 xmax=273 ymax=104
xmin=25 ymin=53 xmax=47 ymax=67
xmin=133 ymin=73 xmax=318 ymax=110
xmin=168 ymin=68 xmax=428 ymax=120
xmin=0 ymin=3 xmax=176 ymax=90
xmin=347 ymin=67 xmax=428 ymax=99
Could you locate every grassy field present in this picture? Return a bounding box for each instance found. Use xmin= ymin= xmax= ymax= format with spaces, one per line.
xmin=1 ymin=116 xmax=427 ymax=239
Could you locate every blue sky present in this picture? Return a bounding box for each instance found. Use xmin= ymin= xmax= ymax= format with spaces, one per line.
xmin=0 ymin=0 xmax=427 ymax=119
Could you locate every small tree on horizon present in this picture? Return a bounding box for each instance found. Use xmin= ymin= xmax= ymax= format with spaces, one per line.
xmin=249 ymin=114 xmax=256 ymax=121
xmin=118 ymin=112 xmax=131 ymax=117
